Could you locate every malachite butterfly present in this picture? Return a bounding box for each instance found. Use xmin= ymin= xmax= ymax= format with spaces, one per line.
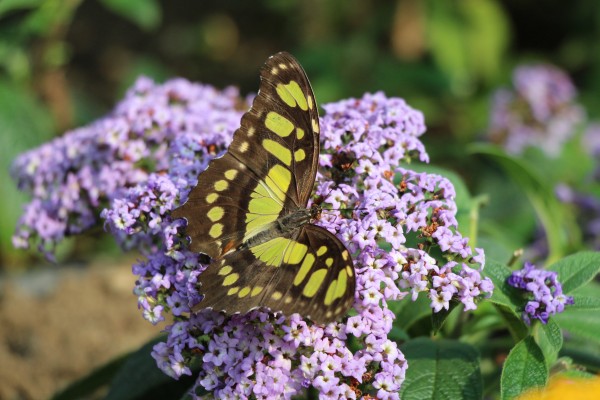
xmin=172 ymin=52 xmax=355 ymax=324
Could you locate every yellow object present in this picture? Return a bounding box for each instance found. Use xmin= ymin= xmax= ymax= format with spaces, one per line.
xmin=518 ymin=375 xmax=600 ymax=400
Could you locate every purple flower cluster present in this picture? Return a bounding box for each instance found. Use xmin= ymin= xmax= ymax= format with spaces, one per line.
xmin=13 ymin=77 xmax=494 ymax=398
xmin=11 ymin=77 xmax=245 ymax=258
xmin=507 ymin=262 xmax=574 ymax=324
xmin=121 ymin=91 xmax=492 ymax=399
xmin=488 ymin=64 xmax=585 ymax=156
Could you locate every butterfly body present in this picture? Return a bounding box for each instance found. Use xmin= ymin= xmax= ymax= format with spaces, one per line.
xmin=239 ymin=207 xmax=312 ymax=251
xmin=172 ymin=52 xmax=355 ymax=323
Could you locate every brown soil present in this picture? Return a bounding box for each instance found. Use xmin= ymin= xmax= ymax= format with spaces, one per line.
xmin=0 ymin=258 xmax=165 ymax=400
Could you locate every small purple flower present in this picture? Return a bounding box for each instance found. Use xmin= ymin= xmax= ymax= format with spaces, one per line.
xmin=508 ymin=262 xmax=574 ymax=324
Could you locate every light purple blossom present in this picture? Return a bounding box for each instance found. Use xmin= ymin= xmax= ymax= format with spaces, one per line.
xmin=11 ymin=76 xmax=245 ymax=258
xmin=507 ymin=262 xmax=574 ymax=324
xmin=488 ymin=64 xmax=585 ymax=156
xmin=12 ymin=78 xmax=494 ymax=398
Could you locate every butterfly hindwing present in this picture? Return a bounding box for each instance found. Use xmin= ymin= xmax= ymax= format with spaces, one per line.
xmin=195 ymin=225 xmax=355 ymax=324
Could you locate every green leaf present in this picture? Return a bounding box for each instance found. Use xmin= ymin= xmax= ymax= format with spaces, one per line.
xmin=532 ymin=318 xmax=563 ymax=366
xmin=494 ymin=304 xmax=529 ymax=342
xmin=568 ymin=295 xmax=600 ymax=310
xmin=51 ymin=353 xmax=129 ymax=400
xmin=483 ymin=260 xmax=516 ymax=307
xmin=476 ymin=234 xmax=515 ymax=267
xmin=106 ymin=336 xmax=196 ymax=400
xmin=400 ymin=338 xmax=482 ymax=400
xmin=501 ymin=336 xmax=548 ymax=400
xmin=392 ymin=295 xmax=433 ymax=331
xmin=100 ymin=0 xmax=161 ymax=30
xmin=571 ymin=280 xmax=600 ymax=297
xmin=555 ymin=370 xmax=597 ymax=379
xmin=554 ymin=309 xmax=600 ymax=346
xmin=482 ymin=259 xmax=529 ymax=340
xmin=549 ymin=251 xmax=600 ymax=293
xmin=469 ymin=144 xmax=576 ymax=263
xmin=431 ymin=301 xmax=460 ymax=334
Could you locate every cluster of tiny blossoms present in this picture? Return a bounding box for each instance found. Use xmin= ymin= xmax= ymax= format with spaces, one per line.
xmin=120 ymin=90 xmax=493 ymax=398
xmin=13 ymin=75 xmax=494 ymax=398
xmin=488 ymin=64 xmax=584 ymax=156
xmin=507 ymin=262 xmax=574 ymax=324
xmin=11 ymin=77 xmax=245 ymax=258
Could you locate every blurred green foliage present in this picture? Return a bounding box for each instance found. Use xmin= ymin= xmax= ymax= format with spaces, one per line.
xmin=2 ymin=0 xmax=600 ymax=269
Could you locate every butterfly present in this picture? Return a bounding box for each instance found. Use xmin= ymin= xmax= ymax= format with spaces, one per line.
xmin=171 ymin=52 xmax=355 ymax=324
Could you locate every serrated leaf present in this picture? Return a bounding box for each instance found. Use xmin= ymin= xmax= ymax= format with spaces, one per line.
xmin=555 ymin=370 xmax=597 ymax=379
xmin=501 ymin=336 xmax=548 ymax=400
xmin=549 ymin=251 xmax=600 ymax=293
xmin=400 ymin=338 xmax=482 ymax=400
xmin=106 ymin=336 xmax=196 ymax=400
xmin=533 ymin=318 xmax=563 ymax=366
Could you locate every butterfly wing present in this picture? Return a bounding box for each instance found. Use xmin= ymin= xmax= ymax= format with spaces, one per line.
xmin=172 ymin=52 xmax=321 ymax=259
xmin=196 ymin=224 xmax=355 ymax=324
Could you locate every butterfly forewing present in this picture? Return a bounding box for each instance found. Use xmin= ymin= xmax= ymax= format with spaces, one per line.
xmin=173 ymin=52 xmax=355 ymax=323
xmin=170 ymin=152 xmax=266 ymax=258
xmin=173 ymin=53 xmax=320 ymax=257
